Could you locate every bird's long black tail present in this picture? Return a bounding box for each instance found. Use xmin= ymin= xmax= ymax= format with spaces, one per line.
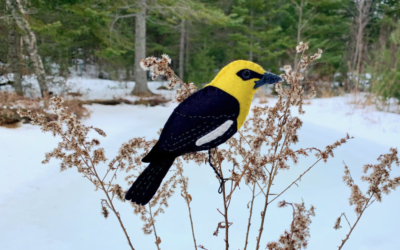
xmin=125 ymin=158 xmax=175 ymax=205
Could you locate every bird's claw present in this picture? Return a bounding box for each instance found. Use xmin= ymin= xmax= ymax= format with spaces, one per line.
xmin=218 ymin=178 xmax=232 ymax=194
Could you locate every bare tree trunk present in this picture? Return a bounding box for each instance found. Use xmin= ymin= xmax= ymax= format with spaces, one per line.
xmin=378 ymin=23 xmax=389 ymax=49
xmin=83 ymin=47 xmax=87 ymax=72
xmin=59 ymin=50 xmax=66 ymax=77
xmin=353 ymin=0 xmax=373 ymax=101
xmin=353 ymin=24 xmax=360 ymax=68
xmin=179 ymin=20 xmax=185 ymax=80
xmin=389 ymin=17 xmax=398 ymax=69
xmin=8 ymin=21 xmax=23 ymax=95
xmin=131 ymin=0 xmax=152 ymax=96
xmin=354 ymin=4 xmax=363 ymax=96
xmin=6 ymin=0 xmax=48 ymax=97
xmin=355 ymin=30 xmax=363 ymax=95
xmin=126 ymin=64 xmax=130 ymax=81
xmin=185 ymin=23 xmax=190 ymax=79
xmin=352 ymin=0 xmax=372 ymax=68
xmin=293 ymin=0 xmax=304 ymax=67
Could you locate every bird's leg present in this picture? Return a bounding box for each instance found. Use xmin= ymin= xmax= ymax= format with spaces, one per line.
xmin=208 ymin=149 xmax=231 ymax=194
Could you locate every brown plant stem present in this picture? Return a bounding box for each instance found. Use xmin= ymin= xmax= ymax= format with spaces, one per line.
xmin=226 ymin=132 xmax=266 ymax=199
xmin=255 ymin=173 xmax=273 ymax=250
xmin=85 ymin=146 xmax=135 ymax=250
xmin=149 ymin=204 xmax=161 ymax=250
xmin=60 ymin=135 xmax=135 ymax=250
xmin=255 ymin=47 xmax=308 ymax=250
xmin=170 ymin=70 xmax=192 ymax=94
xmin=222 ymin=173 xmax=230 ymax=250
xmin=342 ymin=213 xmax=352 ymax=228
xmin=255 ymin=93 xmax=294 ymax=250
xmin=268 ymin=158 xmax=322 ymax=205
xmin=216 ymin=150 xmax=230 ymax=250
xmin=98 ymin=177 xmax=135 ymax=250
xmin=107 ymin=169 xmax=119 ymax=193
xmin=172 ymin=72 xmax=184 ymax=85
xmin=338 ymin=194 xmax=373 ymax=250
xmin=228 ymin=158 xmax=266 ymax=198
xmin=256 ymin=133 xmax=290 ymax=250
xmin=187 ymin=198 xmax=198 ymax=250
xmin=243 ymin=182 xmax=256 ymax=250
xmin=178 ymin=170 xmax=198 ymax=250
xmin=255 ymin=132 xmax=289 ymax=249
xmin=287 ymin=202 xmax=296 ymax=250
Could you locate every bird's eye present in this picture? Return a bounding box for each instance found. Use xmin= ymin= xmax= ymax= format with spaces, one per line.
xmin=236 ymin=69 xmax=263 ymax=81
xmin=242 ymin=69 xmax=251 ymax=79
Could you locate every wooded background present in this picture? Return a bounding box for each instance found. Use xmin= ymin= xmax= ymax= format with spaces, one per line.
xmin=0 ymin=0 xmax=399 ymax=102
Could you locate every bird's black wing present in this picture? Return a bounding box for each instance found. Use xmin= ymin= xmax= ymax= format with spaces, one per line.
xmin=142 ymin=86 xmax=239 ymax=162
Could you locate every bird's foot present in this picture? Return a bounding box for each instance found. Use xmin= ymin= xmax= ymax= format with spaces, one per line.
xmin=218 ymin=177 xmax=232 ymax=194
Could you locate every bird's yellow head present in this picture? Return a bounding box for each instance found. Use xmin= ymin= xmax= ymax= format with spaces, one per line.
xmin=205 ymin=60 xmax=282 ymax=129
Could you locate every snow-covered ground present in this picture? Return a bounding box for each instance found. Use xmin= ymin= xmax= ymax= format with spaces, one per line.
xmin=1 ymin=77 xmax=400 ymax=250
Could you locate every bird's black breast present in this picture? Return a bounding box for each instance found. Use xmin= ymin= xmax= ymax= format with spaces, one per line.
xmin=142 ymin=86 xmax=240 ymax=162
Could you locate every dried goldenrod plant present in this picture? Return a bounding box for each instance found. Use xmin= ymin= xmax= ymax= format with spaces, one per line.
xmin=140 ymin=43 xmax=350 ymax=250
xmin=334 ymin=148 xmax=400 ymax=250
xmin=17 ymin=97 xmax=135 ymax=250
xmin=266 ymin=200 xmax=315 ymax=250
xmin=184 ymin=42 xmax=351 ymax=250
xmin=114 ymin=133 xmax=207 ymax=249
xmin=19 ymin=42 xmax=400 ymax=250
xmin=17 ymin=92 xmax=205 ymax=250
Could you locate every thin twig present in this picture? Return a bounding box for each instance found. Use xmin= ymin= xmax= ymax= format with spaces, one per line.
xmin=243 ymin=183 xmax=256 ymax=250
xmin=215 ymin=150 xmax=230 ymax=250
xmin=338 ymin=194 xmax=374 ymax=250
xmin=341 ymin=213 xmax=352 ymax=228
xmin=56 ymin=133 xmax=135 ymax=249
xmin=90 ymin=162 xmax=133 ymax=249
xmin=268 ymin=158 xmax=322 ymax=204
xmin=148 ymin=204 xmax=161 ymax=250
xmin=178 ymin=170 xmax=198 ymax=250
xmin=231 ymin=161 xmax=266 ymax=197
xmin=255 ymin=100 xmax=293 ymax=250
xmin=255 ymin=46 xmax=310 ymax=250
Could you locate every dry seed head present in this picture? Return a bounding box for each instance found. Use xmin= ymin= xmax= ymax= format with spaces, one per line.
xmin=272 ymin=201 xmax=315 ymax=249
xmin=141 ymin=54 xmax=197 ymax=102
xmin=296 ymin=41 xmax=309 ymax=53
xmin=360 ymin=148 xmax=400 ymax=202
xmin=334 ymin=216 xmax=342 ymax=230
xmin=101 ymin=206 xmax=109 ymax=219
xmin=161 ymin=54 xmax=171 ymax=63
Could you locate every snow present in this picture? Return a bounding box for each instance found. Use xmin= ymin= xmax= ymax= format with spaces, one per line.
xmin=1 ymin=78 xmax=400 ymax=250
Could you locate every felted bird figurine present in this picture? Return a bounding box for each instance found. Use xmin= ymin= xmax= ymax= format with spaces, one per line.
xmin=125 ymin=60 xmax=282 ymax=205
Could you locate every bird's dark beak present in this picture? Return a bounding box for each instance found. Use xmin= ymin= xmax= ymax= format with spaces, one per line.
xmin=254 ymin=72 xmax=283 ymax=89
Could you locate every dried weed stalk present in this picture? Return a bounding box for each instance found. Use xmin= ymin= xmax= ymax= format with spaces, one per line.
xmin=116 ymin=132 xmax=207 ymax=249
xmin=334 ymin=148 xmax=400 ymax=250
xmin=266 ymin=200 xmax=315 ymax=250
xmin=17 ymin=54 xmax=204 ymax=250
xmin=18 ymin=96 xmax=135 ymax=250
xmin=21 ymin=42 xmax=399 ymax=250
xmin=196 ymin=42 xmax=349 ymax=250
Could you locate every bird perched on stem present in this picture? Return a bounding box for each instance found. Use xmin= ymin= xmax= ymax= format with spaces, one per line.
xmin=125 ymin=60 xmax=282 ymax=205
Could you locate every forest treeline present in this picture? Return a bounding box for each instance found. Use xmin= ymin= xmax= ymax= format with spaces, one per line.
xmin=0 ymin=0 xmax=399 ymax=102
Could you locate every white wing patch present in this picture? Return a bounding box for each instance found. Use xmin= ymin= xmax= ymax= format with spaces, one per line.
xmin=195 ymin=120 xmax=234 ymax=146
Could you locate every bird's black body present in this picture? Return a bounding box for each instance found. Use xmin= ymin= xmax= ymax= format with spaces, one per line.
xmin=145 ymin=86 xmax=239 ymax=160
xmin=125 ymin=86 xmax=240 ymax=205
